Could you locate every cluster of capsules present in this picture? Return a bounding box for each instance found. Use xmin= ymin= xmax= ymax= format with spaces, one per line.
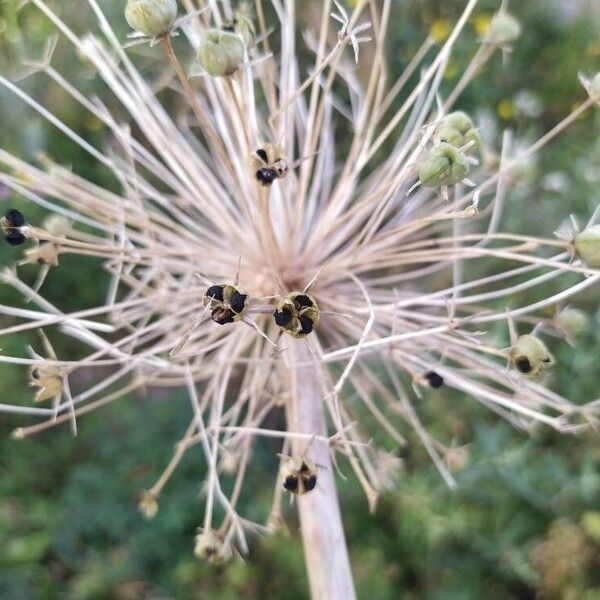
xmin=202 ymin=283 xmax=320 ymax=339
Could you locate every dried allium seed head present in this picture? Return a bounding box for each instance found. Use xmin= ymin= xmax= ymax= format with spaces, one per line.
xmin=3 ymin=208 xmax=27 ymax=246
xmin=574 ymin=225 xmax=600 ymax=268
xmin=512 ymin=334 xmax=554 ymax=378
xmin=484 ymin=10 xmax=522 ymax=46
xmin=194 ymin=529 xmax=230 ymax=564
xmin=419 ymin=142 xmax=470 ymax=188
xmin=125 ymin=0 xmax=178 ymax=38
xmin=197 ymin=29 xmax=245 ymax=77
xmin=435 ymin=111 xmax=481 ymax=154
xmin=138 ymin=489 xmax=159 ymax=519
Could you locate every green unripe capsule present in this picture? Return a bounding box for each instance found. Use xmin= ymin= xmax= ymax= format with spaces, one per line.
xmin=197 ymin=29 xmax=245 ymax=77
xmin=419 ymin=142 xmax=470 ymax=188
xmin=512 ymin=334 xmax=553 ymax=377
xmin=485 ymin=11 xmax=522 ymax=46
xmin=436 ymin=111 xmax=481 ymax=154
xmin=555 ymin=308 xmax=588 ymax=338
xmin=125 ymin=0 xmax=178 ymax=38
xmin=574 ymin=225 xmax=600 ymax=268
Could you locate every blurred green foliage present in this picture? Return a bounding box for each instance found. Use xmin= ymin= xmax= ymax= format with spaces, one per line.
xmin=0 ymin=1 xmax=599 ymax=598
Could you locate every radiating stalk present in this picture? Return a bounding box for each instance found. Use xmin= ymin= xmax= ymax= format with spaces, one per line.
xmin=289 ymin=342 xmax=356 ymax=600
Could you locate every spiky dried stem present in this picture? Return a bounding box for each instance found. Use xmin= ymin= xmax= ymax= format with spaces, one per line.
xmin=288 ymin=342 xmax=356 ymax=600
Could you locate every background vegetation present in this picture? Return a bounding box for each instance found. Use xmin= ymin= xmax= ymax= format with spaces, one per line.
xmin=0 ymin=1 xmax=599 ymax=598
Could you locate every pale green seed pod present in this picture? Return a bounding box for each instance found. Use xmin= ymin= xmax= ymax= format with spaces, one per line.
xmin=224 ymin=11 xmax=255 ymax=48
xmin=485 ymin=11 xmax=521 ymax=46
xmin=419 ymin=142 xmax=470 ymax=188
xmin=574 ymin=225 xmax=600 ymax=268
xmin=435 ymin=111 xmax=481 ymax=154
xmin=512 ymin=334 xmax=553 ymax=377
xmin=555 ymin=307 xmax=588 ymax=338
xmin=197 ymin=29 xmax=245 ymax=77
xmin=125 ymin=0 xmax=178 ymax=38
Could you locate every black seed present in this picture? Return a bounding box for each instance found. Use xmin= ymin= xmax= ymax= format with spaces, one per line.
xmin=229 ymin=291 xmax=247 ymax=314
xmin=424 ymin=371 xmax=444 ymax=388
xmin=299 ymin=315 xmax=314 ymax=335
xmin=294 ymin=294 xmax=313 ymax=308
xmin=212 ymin=308 xmax=235 ymax=325
xmin=299 ymin=461 xmax=310 ymax=473
xmin=274 ymin=308 xmax=293 ymax=327
xmin=31 ymin=369 xmax=40 ymax=380
xmin=303 ymin=475 xmax=317 ymax=492
xmin=283 ymin=475 xmax=298 ymax=492
xmin=38 ymin=239 xmax=49 ymax=246
xmin=256 ymin=168 xmax=277 ymax=185
xmin=5 ymin=209 xmax=25 ymax=227
xmin=206 ymin=285 xmax=224 ymax=302
xmin=37 ymin=258 xmax=47 ymax=266
xmin=256 ymin=148 xmax=268 ymax=163
xmin=515 ymin=357 xmax=532 ymax=374
xmin=5 ymin=231 xmax=26 ymax=246
xmin=222 ymin=24 xmax=235 ymax=32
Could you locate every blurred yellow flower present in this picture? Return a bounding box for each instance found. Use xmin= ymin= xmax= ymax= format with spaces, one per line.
xmin=473 ymin=14 xmax=491 ymax=38
xmin=430 ymin=19 xmax=451 ymax=44
xmin=497 ymin=99 xmax=515 ymax=120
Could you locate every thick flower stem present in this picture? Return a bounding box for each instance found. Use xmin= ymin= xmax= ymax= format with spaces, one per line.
xmin=289 ymin=342 xmax=356 ymax=600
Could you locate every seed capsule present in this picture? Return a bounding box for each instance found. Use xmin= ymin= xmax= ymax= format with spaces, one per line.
xmin=197 ymin=29 xmax=245 ymax=77
xmin=512 ymin=334 xmax=553 ymax=377
xmin=203 ymin=284 xmax=248 ymax=325
xmin=222 ymin=11 xmax=255 ymax=48
xmin=273 ymin=292 xmax=320 ymax=338
xmin=138 ymin=489 xmax=159 ymax=519
xmin=252 ymin=144 xmax=288 ymax=186
xmin=435 ymin=111 xmax=480 ymax=154
xmin=484 ymin=11 xmax=521 ymax=46
xmin=194 ymin=529 xmax=230 ymax=564
xmin=574 ymin=225 xmax=600 ymax=268
xmin=281 ymin=456 xmax=317 ymax=495
xmin=29 ymin=364 xmax=63 ymax=403
xmin=125 ymin=0 xmax=178 ymax=38
xmin=419 ymin=142 xmax=470 ymax=188
xmin=555 ymin=307 xmax=588 ymax=338
xmin=24 ymin=214 xmax=70 ymax=267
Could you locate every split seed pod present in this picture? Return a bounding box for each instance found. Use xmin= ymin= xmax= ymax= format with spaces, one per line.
xmin=574 ymin=225 xmax=600 ymax=268
xmin=252 ymin=144 xmax=289 ymax=186
xmin=435 ymin=111 xmax=480 ymax=154
xmin=281 ymin=456 xmax=317 ymax=495
xmin=512 ymin=334 xmax=553 ymax=377
xmin=194 ymin=529 xmax=230 ymax=564
xmin=29 ymin=364 xmax=63 ymax=403
xmin=197 ymin=29 xmax=245 ymax=77
xmin=24 ymin=214 xmax=70 ymax=267
xmin=484 ymin=11 xmax=522 ymax=46
xmin=203 ymin=284 xmax=248 ymax=325
xmin=125 ymin=0 xmax=178 ymax=38
xmin=419 ymin=142 xmax=470 ymax=188
xmin=273 ymin=292 xmax=320 ymax=338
